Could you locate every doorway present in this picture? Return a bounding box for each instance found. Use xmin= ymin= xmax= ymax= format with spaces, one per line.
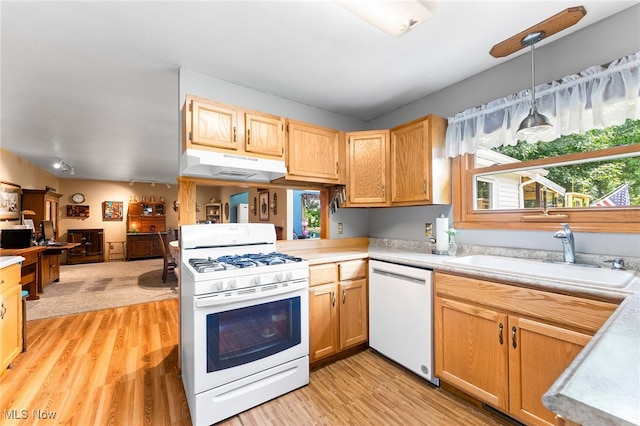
xmin=230 ymin=192 xmax=249 ymax=223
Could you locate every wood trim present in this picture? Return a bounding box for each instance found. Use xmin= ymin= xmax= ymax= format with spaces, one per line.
xmin=490 ymin=7 xmax=587 ymax=58
xmin=473 ymin=144 xmax=639 ymax=176
xmin=453 ymin=147 xmax=640 ymax=233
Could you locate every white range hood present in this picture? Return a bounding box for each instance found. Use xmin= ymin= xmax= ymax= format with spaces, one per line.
xmin=180 ymin=149 xmax=286 ymax=182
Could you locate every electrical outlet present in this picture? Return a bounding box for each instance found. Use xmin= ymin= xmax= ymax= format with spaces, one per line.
xmin=425 ymin=223 xmax=433 ymax=236
xmin=337 ymin=223 xmax=343 ymax=235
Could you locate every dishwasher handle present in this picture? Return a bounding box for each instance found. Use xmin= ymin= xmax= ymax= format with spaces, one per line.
xmin=371 ymin=268 xmax=427 ymax=285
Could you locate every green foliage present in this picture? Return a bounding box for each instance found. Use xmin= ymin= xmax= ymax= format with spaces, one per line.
xmin=494 ymin=119 xmax=640 ymax=204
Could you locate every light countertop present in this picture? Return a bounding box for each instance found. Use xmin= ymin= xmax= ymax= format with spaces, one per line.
xmin=0 ymin=255 xmax=25 ymax=269
xmin=298 ymin=246 xmax=639 ymax=426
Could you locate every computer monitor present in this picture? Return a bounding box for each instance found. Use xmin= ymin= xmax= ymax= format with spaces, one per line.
xmin=41 ymin=220 xmax=55 ymax=241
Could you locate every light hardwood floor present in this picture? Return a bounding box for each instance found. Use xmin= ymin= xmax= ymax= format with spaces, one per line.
xmin=1 ymin=299 xmax=514 ymax=425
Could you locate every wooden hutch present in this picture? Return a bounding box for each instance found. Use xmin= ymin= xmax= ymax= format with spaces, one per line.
xmin=126 ymin=200 xmax=167 ymax=260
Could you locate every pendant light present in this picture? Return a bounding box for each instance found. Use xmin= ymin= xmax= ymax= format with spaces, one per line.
xmin=517 ymin=31 xmax=552 ymax=135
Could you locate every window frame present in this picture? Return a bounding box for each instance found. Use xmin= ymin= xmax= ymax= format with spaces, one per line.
xmin=452 ymin=144 xmax=640 ymax=233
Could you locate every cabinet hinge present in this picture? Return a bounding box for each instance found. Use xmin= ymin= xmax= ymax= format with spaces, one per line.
xmin=188 ymin=131 xmax=192 ymax=141
xmin=188 ymin=103 xmax=192 ymax=112
xmin=286 ymin=124 xmax=289 ymax=133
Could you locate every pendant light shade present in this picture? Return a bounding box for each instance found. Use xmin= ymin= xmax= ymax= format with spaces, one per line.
xmin=517 ymin=106 xmax=552 ymax=135
xmin=517 ymin=31 xmax=552 ymax=135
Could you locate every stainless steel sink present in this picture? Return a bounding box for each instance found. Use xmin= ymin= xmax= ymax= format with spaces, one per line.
xmin=442 ymin=255 xmax=637 ymax=288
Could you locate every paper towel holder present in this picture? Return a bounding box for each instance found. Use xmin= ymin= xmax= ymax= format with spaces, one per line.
xmin=432 ymin=214 xmax=450 ymax=255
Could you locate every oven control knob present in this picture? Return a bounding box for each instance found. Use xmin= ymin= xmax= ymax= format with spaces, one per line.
xmin=216 ymin=281 xmax=226 ymax=291
xmin=275 ymin=273 xmax=284 ymax=283
xmin=228 ymin=279 xmax=237 ymax=289
xmin=253 ymin=276 xmax=261 ymax=285
xmin=286 ymin=271 xmax=294 ymax=280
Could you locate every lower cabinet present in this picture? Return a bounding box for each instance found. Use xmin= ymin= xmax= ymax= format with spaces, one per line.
xmin=1 ymin=263 xmax=22 ymax=376
xmin=67 ymin=229 xmax=104 ymax=264
xmin=309 ymin=259 xmax=368 ymax=363
xmin=41 ymin=252 xmax=60 ymax=287
xmin=127 ymin=233 xmax=166 ymax=260
xmin=434 ymin=272 xmax=618 ymax=426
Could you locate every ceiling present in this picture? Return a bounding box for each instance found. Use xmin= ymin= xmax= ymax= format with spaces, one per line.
xmin=1 ymin=1 xmax=636 ymax=185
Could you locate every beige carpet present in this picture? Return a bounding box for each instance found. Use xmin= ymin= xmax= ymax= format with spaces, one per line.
xmin=26 ymin=258 xmax=178 ymax=321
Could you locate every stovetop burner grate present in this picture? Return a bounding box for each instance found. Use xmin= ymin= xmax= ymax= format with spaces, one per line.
xmin=188 ymin=252 xmax=304 ymax=273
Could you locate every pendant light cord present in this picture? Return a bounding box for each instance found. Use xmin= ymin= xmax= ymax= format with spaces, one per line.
xmin=529 ymin=43 xmax=538 ymax=113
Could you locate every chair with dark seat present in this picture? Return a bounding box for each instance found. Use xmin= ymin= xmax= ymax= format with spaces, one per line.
xmin=158 ymin=232 xmax=176 ymax=283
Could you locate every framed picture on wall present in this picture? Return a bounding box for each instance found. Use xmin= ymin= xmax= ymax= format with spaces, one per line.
xmin=67 ymin=205 xmax=90 ymax=217
xmin=102 ymin=201 xmax=124 ymax=221
xmin=0 ymin=181 xmax=21 ymax=221
xmin=259 ymin=191 xmax=269 ymax=221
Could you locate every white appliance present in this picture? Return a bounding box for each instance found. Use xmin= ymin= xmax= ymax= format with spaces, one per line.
xmin=180 ymin=223 xmax=309 ymax=425
xmin=368 ymin=259 xmax=439 ymax=386
xmin=237 ymin=203 xmax=249 ymax=223
xmin=181 ymin=149 xmax=287 ymax=182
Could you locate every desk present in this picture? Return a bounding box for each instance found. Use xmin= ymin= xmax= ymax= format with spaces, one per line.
xmin=43 ymin=243 xmax=81 ymax=287
xmin=0 ymin=244 xmax=80 ymax=299
xmin=0 ymin=246 xmax=46 ymax=300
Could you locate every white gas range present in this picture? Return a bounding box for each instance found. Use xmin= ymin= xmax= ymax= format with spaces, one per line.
xmin=180 ymin=223 xmax=309 ymax=425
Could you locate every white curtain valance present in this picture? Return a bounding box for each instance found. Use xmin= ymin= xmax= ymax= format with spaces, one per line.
xmin=445 ymin=51 xmax=640 ymax=158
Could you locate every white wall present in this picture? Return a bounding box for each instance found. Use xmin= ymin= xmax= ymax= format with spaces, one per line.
xmin=367 ymin=5 xmax=640 ymax=257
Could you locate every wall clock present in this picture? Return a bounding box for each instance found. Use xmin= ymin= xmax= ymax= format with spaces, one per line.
xmin=72 ymin=192 xmax=85 ymax=204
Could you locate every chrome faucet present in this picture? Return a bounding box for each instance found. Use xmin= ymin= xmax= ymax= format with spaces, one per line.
xmin=554 ymin=223 xmax=575 ymax=263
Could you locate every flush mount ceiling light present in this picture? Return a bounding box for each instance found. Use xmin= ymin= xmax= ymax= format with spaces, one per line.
xmin=337 ymin=0 xmax=434 ymax=37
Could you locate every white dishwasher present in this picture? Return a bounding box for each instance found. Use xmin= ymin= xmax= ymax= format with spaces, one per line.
xmin=369 ymin=259 xmax=439 ymax=385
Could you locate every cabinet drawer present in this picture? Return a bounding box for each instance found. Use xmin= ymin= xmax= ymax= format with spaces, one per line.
xmin=339 ymin=259 xmax=367 ymax=281
xmin=0 ymin=263 xmax=21 ymax=289
xmin=309 ymin=263 xmax=338 ymax=286
xmin=435 ymin=272 xmax=618 ymax=334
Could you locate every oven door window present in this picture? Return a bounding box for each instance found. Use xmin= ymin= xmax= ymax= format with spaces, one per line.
xmin=206 ymin=296 xmax=302 ymax=372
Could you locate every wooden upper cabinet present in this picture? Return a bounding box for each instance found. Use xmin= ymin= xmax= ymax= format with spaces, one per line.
xmin=286 ymin=120 xmax=342 ymax=183
xmin=347 ymin=130 xmax=390 ymax=206
xmin=390 ymin=114 xmax=450 ymax=206
xmin=183 ymin=95 xmax=284 ymax=160
xmin=244 ymin=112 xmax=284 ymax=157
xmin=189 ymin=99 xmax=238 ymax=150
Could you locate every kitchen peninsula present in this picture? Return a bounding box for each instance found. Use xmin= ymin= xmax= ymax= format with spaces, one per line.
xmin=366 ymin=242 xmax=639 ymax=426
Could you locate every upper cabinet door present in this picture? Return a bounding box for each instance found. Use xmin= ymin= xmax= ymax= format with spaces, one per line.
xmin=286 ymin=120 xmax=341 ymax=183
xmin=190 ymin=99 xmax=238 ymax=150
xmin=390 ymin=115 xmax=450 ymax=206
xmin=391 ymin=119 xmax=430 ymax=204
xmin=347 ymin=130 xmax=389 ymax=206
xmin=244 ymin=112 xmax=284 ymax=158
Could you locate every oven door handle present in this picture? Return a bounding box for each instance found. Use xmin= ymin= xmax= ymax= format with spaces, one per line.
xmin=194 ymin=280 xmax=307 ymax=308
